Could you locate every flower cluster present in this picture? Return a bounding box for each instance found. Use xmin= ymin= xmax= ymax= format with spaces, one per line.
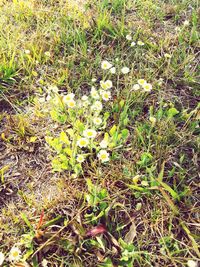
xmin=132 ymin=79 xmax=152 ymax=92
xmin=101 ymin=60 xmax=130 ymax=75
xmin=126 ymin=34 xmax=145 ymax=47
xmin=43 ymin=60 xmax=131 ymax=175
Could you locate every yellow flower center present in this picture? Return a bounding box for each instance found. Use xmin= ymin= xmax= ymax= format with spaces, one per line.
xmin=69 ymin=102 xmax=75 ymax=107
xmin=12 ymin=251 xmax=19 ymax=258
xmin=80 ymin=140 xmax=86 ymax=145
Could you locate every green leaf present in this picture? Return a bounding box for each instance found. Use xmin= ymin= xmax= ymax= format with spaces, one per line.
xmin=74 ymin=164 xmax=82 ymax=175
xmin=121 ymin=129 xmax=129 ymax=139
xmin=119 ymin=99 xmax=125 ymax=108
xmin=66 ymin=128 xmax=74 ymax=138
xmin=21 ymin=212 xmax=33 ymax=230
xmin=60 ymin=131 xmax=70 ymax=145
xmin=104 ymin=112 xmax=110 ymax=120
xmin=109 ymin=125 xmax=117 ymax=136
xmin=157 ymin=161 xmax=165 ymax=182
xmin=96 ymin=236 xmax=106 ymax=252
xmin=98 ymin=188 xmax=108 ymax=199
xmin=86 ymin=178 xmax=94 ymax=193
xmin=104 ymin=132 xmax=109 ymax=142
xmin=64 ymin=147 xmax=73 ymax=157
xmin=158 ymin=180 xmax=179 ymax=200
xmin=50 ymin=110 xmax=67 ymax=123
xmin=75 ymin=120 xmax=85 ymax=132
xmin=85 ymin=193 xmax=94 ymax=206
xmin=167 ymin=107 xmax=179 ymax=118
xmin=52 ymin=158 xmax=63 ymax=172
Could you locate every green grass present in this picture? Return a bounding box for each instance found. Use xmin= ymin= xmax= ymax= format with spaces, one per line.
xmin=0 ymin=0 xmax=199 ymax=266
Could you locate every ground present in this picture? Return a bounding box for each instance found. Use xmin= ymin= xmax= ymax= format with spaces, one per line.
xmin=0 ymin=0 xmax=199 ymax=266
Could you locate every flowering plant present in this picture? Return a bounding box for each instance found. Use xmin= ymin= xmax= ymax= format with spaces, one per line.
xmin=44 ymin=61 xmax=131 ymax=175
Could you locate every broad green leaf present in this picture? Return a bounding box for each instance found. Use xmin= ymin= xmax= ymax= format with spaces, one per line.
xmin=66 ymin=128 xmax=74 ymax=138
xmin=64 ymin=148 xmax=73 ymax=157
xmin=52 ymin=158 xmax=63 ymax=172
xmin=104 ymin=112 xmax=110 ymax=120
xmin=75 ymin=120 xmax=84 ymax=132
xmin=167 ymin=107 xmax=179 ymax=118
xmin=60 ymin=131 xmax=70 ymax=145
xmin=109 ymin=125 xmax=117 ymax=136
xmin=104 ymin=132 xmax=109 ymax=141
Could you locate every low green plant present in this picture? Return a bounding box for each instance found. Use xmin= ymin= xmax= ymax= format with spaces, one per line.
xmin=43 ymin=60 xmax=136 ymax=175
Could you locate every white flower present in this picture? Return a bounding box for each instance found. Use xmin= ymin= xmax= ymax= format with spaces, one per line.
xmin=132 ymin=84 xmax=140 ymax=91
xmin=131 ymin=41 xmax=136 ymax=47
xmin=101 ymin=60 xmax=112 ymax=70
xmin=42 ymin=259 xmax=48 ymax=267
xmin=46 ymin=94 xmax=52 ymax=101
xmin=183 ymin=20 xmax=189 ymax=26
xmin=97 ymin=150 xmax=110 ymax=162
xmin=48 ymin=85 xmax=59 ymax=93
xmin=100 ymin=139 xmax=108 ymax=148
xmin=100 ymin=80 xmax=113 ymax=90
xmin=175 ymin=26 xmax=181 ymax=32
xmin=110 ymin=67 xmax=116 ymax=74
xmin=81 ymin=95 xmax=88 ymax=101
xmin=137 ymin=41 xmax=144 ymax=46
xmin=66 ymin=99 xmax=76 ymax=108
xmin=92 ymin=78 xmax=97 ymax=82
xmin=101 ymin=91 xmax=111 ymax=101
xmin=158 ymin=78 xmax=164 ymax=86
xmin=100 ymin=81 xmax=107 ymax=90
xmin=63 ymin=93 xmax=75 ymax=103
xmin=91 ymin=87 xmax=99 ymax=99
xmin=164 ymin=53 xmax=172 ymax=59
xmin=93 ymin=117 xmax=102 ymax=125
xmin=121 ymin=67 xmax=130 ymax=74
xmin=82 ymin=100 xmax=90 ymax=107
xmin=38 ymin=97 xmax=46 ymax=103
xmin=138 ymin=79 xmax=147 ymax=86
xmin=126 ymin=34 xmax=132 ymax=41
xmin=9 ymin=246 xmax=21 ymax=262
xmin=105 ymin=80 xmax=112 ymax=89
xmin=141 ymin=181 xmax=148 ymax=186
xmin=83 ymin=129 xmax=97 ymax=139
xmin=187 ymin=260 xmax=198 ymax=267
xmin=76 ymin=154 xmax=85 ymax=163
xmin=25 ymin=49 xmax=30 ymax=54
xmin=91 ymin=101 xmax=103 ymax=112
xmin=115 ymin=57 xmax=119 ymax=62
xmin=77 ymin=138 xmax=89 ymax=148
xmin=0 ymin=252 xmax=5 ymax=265
xmin=149 ymin=116 xmax=156 ymax=125
xmin=44 ymin=51 xmax=51 ymax=57
xmin=143 ymin=83 xmax=152 ymax=92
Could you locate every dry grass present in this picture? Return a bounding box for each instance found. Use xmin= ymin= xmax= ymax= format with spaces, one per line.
xmin=0 ymin=0 xmax=199 ymax=266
